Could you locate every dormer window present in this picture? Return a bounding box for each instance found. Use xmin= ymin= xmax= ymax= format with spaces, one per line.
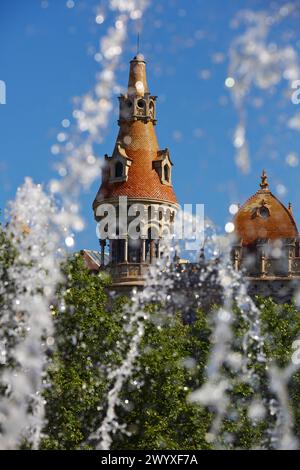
xmin=153 ymin=149 xmax=173 ymax=186
xmin=115 ymin=161 xmax=124 ymax=178
xmin=105 ymin=144 xmax=132 ymax=183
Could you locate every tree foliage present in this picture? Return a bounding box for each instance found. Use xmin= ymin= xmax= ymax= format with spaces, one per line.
xmin=41 ymin=255 xmax=123 ymax=449
xmin=1 ymin=248 xmax=298 ymax=450
xmin=0 ymin=221 xmax=18 ymax=378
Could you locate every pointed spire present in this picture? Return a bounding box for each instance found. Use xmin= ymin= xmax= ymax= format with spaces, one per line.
xmin=289 ymin=202 xmax=293 ymax=212
xmin=118 ymin=55 xmax=157 ymax=125
xmin=260 ymin=169 xmax=269 ymax=190
xmin=128 ymin=53 xmax=149 ymax=96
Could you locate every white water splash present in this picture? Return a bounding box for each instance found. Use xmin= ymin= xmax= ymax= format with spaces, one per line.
xmin=0 ymin=179 xmax=60 ymax=449
xmin=0 ymin=0 xmax=149 ymax=450
xmin=228 ymin=2 xmax=300 ymax=173
xmin=90 ymin=239 xmax=174 ymax=450
xmin=268 ymin=362 xmax=299 ymax=449
xmin=50 ymin=0 xmax=150 ymax=235
xmin=188 ymin=255 xmax=239 ymax=448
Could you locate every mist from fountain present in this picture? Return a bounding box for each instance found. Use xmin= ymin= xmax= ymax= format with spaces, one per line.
xmin=0 ymin=0 xmax=149 ymax=450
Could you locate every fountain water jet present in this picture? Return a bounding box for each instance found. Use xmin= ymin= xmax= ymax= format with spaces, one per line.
xmin=0 ymin=0 xmax=149 ymax=450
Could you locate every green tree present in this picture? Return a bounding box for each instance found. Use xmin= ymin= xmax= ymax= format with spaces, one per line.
xmin=258 ymin=298 xmax=300 ymax=442
xmin=41 ymin=256 xmax=300 ymax=450
xmin=201 ymin=298 xmax=300 ymax=449
xmin=112 ymin=310 xmax=212 ymax=450
xmin=0 ymin=220 xmax=18 ymax=376
xmin=41 ymin=255 xmax=124 ymax=449
xmin=42 ymin=257 xmax=213 ymax=450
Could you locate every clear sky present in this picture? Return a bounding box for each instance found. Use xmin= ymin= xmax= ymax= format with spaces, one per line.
xmin=1 ymin=0 xmax=300 ymax=251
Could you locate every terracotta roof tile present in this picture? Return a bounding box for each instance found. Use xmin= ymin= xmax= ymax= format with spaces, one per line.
xmin=94 ymin=121 xmax=177 ymax=205
xmin=234 ymin=186 xmax=298 ymax=246
xmin=93 ymin=56 xmax=177 ymax=210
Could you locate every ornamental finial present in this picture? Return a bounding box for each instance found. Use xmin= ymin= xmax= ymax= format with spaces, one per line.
xmin=260 ymin=169 xmax=269 ymax=190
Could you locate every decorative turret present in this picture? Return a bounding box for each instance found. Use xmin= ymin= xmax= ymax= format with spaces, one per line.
xmin=118 ymin=54 xmax=157 ymax=125
xmin=93 ymin=55 xmax=178 ymax=291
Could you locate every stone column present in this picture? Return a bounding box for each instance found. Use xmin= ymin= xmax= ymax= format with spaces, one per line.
xmin=261 ymin=252 xmax=266 ymax=277
xmin=124 ymin=237 xmax=128 ymax=263
xmin=286 ymin=239 xmax=295 ymax=276
xmin=150 ymin=240 xmax=155 ymax=263
xmin=156 ymin=239 xmax=160 ymax=259
xmin=142 ymin=238 xmax=146 ymax=262
xmin=288 ymin=254 xmax=293 ymax=276
xmin=234 ymin=249 xmax=239 ymax=271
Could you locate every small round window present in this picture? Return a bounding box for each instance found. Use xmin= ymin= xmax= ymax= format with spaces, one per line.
xmin=259 ymin=206 xmax=270 ymax=219
xmin=137 ymin=99 xmax=145 ymax=109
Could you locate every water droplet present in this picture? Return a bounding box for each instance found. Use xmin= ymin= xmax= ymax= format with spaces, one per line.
xmin=61 ymin=119 xmax=70 ymax=128
xmin=66 ymin=0 xmax=75 ymax=9
xmin=95 ymin=15 xmax=104 ymax=25
xmin=225 ymin=222 xmax=235 ymax=233
xmin=229 ymin=204 xmax=239 ymax=215
xmin=286 ymin=152 xmax=299 ymax=167
xmin=225 ymin=76 xmax=235 ymax=88
xmin=65 ymin=236 xmax=74 ymax=247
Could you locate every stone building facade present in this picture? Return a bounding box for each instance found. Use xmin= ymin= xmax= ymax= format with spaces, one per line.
xmin=232 ymin=170 xmax=300 ymax=301
xmin=92 ymin=56 xmax=300 ymax=302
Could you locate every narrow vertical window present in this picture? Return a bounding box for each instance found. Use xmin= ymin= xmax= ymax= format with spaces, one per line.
xmin=115 ymin=161 xmax=123 ymax=178
xmin=164 ymin=164 xmax=170 ymax=182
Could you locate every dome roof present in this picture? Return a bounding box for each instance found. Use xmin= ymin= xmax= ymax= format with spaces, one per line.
xmin=234 ymin=170 xmax=298 ymax=246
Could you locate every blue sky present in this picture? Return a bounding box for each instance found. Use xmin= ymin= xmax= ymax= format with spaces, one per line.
xmin=1 ymin=0 xmax=300 ymax=251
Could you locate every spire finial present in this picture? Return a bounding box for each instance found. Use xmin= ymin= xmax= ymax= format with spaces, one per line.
xmin=289 ymin=202 xmax=292 ymax=212
xmin=137 ymin=32 xmax=140 ymax=55
xmin=260 ymin=169 xmax=269 ymax=190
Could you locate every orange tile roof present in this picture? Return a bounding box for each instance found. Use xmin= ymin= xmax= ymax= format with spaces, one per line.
xmin=95 ymin=121 xmax=177 ymax=204
xmin=234 ymin=171 xmax=298 ymax=245
xmin=93 ymin=55 xmax=177 ymax=209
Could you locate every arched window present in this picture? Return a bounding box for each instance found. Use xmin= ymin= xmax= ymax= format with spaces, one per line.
xmin=164 ymin=164 xmax=170 ymax=182
xmin=259 ymin=206 xmax=270 ymax=219
xmin=137 ymin=99 xmax=145 ymax=109
xmin=149 ymin=100 xmax=155 ymax=119
xmin=115 ymin=161 xmax=123 ymax=178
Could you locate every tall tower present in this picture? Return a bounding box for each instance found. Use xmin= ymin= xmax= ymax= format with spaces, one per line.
xmin=93 ymin=54 xmax=178 ymax=291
